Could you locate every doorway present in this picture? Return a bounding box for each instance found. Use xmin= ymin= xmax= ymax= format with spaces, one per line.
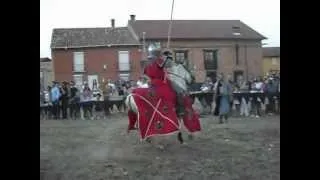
xmin=206 ymin=71 xmax=217 ymax=83
xmin=88 ymin=75 xmax=99 ymax=90
xmin=233 ymin=70 xmax=244 ymax=82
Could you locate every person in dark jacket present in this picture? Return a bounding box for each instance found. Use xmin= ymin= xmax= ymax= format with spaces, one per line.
xmin=265 ymin=78 xmax=278 ymax=114
xmin=69 ymin=81 xmax=80 ymax=119
xmin=60 ymin=81 xmax=69 ymax=119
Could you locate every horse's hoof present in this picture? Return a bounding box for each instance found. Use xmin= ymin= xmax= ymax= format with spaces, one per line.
xmin=146 ymin=138 xmax=152 ymax=143
xmin=178 ymin=132 xmax=184 ymax=144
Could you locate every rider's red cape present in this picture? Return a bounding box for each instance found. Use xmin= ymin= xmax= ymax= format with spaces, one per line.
xmin=128 ymin=57 xmax=201 ymax=140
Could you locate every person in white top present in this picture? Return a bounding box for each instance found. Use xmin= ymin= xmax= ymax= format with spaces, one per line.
xmin=253 ymin=77 xmax=264 ymax=92
xmin=201 ymin=77 xmax=214 ymax=92
xmin=251 ymin=77 xmax=264 ymax=117
xmin=136 ymin=76 xmax=149 ymax=88
xmin=136 ymin=77 xmax=144 ymax=87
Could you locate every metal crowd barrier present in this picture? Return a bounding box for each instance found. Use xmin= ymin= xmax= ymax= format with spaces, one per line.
xmin=41 ymin=91 xmax=280 ymax=120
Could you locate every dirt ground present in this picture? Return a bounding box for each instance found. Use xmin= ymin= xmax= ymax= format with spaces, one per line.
xmin=40 ymin=114 xmax=280 ymax=180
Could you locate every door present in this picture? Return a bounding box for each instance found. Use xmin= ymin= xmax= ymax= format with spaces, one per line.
xmin=234 ymin=70 xmax=244 ymax=83
xmin=206 ymin=71 xmax=217 ymax=83
xmin=88 ymin=75 xmax=99 ymax=90
xmin=73 ymin=74 xmax=84 ymax=90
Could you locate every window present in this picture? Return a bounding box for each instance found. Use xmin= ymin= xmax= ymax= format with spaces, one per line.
xmin=174 ymin=50 xmax=188 ymax=67
xmin=146 ymin=42 xmax=161 ymax=57
xmin=40 ymin=71 xmax=43 ymax=78
xmin=73 ymin=52 xmax=84 ymax=72
xmin=147 ymin=42 xmax=161 ymax=51
xmin=232 ymin=26 xmax=241 ymax=36
xmin=272 ymin=57 xmax=278 ymax=65
xmin=118 ymin=51 xmax=130 ymax=71
xmin=73 ymin=74 xmax=83 ymax=88
xmin=203 ymin=50 xmax=218 ymax=70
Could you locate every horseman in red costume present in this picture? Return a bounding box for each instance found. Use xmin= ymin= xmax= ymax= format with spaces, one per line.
xmin=127 ymin=49 xmax=201 ymax=143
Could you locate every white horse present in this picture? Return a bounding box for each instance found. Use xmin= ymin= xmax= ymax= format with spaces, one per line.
xmin=125 ymin=59 xmax=194 ymax=147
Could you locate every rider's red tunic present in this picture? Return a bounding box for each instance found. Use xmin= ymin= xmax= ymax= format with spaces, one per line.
xmin=128 ymin=57 xmax=200 ymax=140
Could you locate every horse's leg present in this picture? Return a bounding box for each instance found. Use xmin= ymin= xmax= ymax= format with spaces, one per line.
xmin=177 ymin=132 xmax=184 ymax=144
xmin=176 ymin=117 xmax=185 ymax=144
xmin=126 ymin=94 xmax=164 ymax=150
xmin=146 ymin=137 xmax=152 ymax=143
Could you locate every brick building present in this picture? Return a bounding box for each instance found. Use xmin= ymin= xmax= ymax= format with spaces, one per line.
xmin=51 ymin=15 xmax=266 ymax=86
xmin=51 ymin=19 xmax=142 ymax=89
xmin=262 ymin=47 xmax=280 ymax=75
xmin=128 ymin=15 xmax=266 ymax=82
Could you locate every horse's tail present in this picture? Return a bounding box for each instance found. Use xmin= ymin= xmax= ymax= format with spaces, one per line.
xmin=125 ymin=94 xmax=138 ymax=114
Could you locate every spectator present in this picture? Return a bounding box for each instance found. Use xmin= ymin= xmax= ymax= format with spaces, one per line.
xmin=107 ymin=79 xmax=116 ymax=95
xmin=118 ymin=85 xmax=124 ymax=96
xmin=82 ymin=83 xmax=93 ymax=119
xmin=237 ymin=76 xmax=250 ymax=117
xmin=265 ymin=78 xmax=278 ymax=115
xmin=51 ymin=82 xmax=61 ymax=120
xmin=69 ymin=81 xmax=80 ymax=119
xmin=100 ymin=81 xmax=111 ymax=116
xmin=136 ymin=76 xmax=144 ymax=87
xmin=45 ymin=86 xmax=52 ymax=119
xmin=60 ymin=81 xmax=69 ymax=119
xmin=252 ymin=77 xmax=264 ymax=92
xmin=136 ymin=76 xmax=149 ymax=88
xmin=226 ymin=74 xmax=234 ymax=105
xmin=213 ymin=73 xmax=232 ymax=123
xmin=200 ymin=77 xmax=214 ymax=92
xmin=251 ymin=77 xmax=264 ymax=117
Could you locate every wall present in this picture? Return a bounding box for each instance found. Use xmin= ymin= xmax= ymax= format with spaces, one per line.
xmin=155 ymin=39 xmax=263 ymax=82
xmin=262 ymin=57 xmax=280 ymax=75
xmin=40 ymin=61 xmax=53 ymax=88
xmin=52 ymin=46 xmax=142 ymax=83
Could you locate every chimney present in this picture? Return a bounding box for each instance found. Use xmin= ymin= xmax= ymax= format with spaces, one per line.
xmin=111 ymin=19 xmax=115 ymax=28
xmin=130 ymin=14 xmax=136 ymax=21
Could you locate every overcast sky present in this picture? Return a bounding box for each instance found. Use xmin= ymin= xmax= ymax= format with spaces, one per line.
xmin=40 ymin=0 xmax=280 ymax=58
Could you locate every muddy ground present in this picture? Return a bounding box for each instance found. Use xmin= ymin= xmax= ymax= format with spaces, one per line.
xmin=40 ymin=114 xmax=280 ymax=180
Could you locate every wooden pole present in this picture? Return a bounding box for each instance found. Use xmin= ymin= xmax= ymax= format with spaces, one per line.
xmin=167 ymin=0 xmax=175 ymax=49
